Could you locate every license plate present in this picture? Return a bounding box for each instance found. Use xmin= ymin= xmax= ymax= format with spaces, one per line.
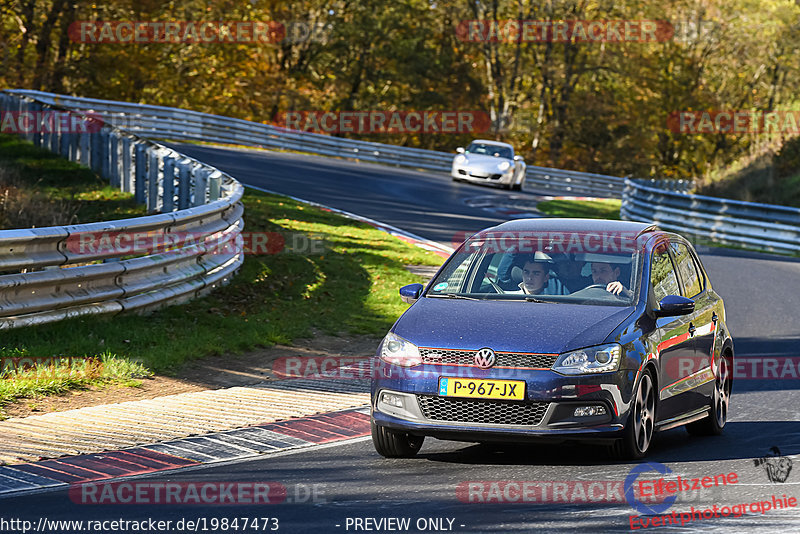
xmin=438 ymin=377 xmax=525 ymax=400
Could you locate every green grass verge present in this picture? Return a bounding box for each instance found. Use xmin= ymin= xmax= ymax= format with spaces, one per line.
xmin=0 ymin=133 xmax=144 ymax=226
xmin=536 ymin=198 xmax=622 ymax=220
xmin=0 ymin=188 xmax=444 ymax=416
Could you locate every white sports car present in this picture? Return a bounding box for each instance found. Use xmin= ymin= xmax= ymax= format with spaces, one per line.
xmin=451 ymin=140 xmax=526 ymax=190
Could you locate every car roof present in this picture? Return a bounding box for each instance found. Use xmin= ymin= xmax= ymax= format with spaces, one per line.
xmin=468 ymin=139 xmax=514 ymax=148
xmin=478 ymin=218 xmax=658 ymax=237
xmin=476 ymin=217 xmax=669 ymax=244
xmin=467 ymin=219 xmax=661 ymax=257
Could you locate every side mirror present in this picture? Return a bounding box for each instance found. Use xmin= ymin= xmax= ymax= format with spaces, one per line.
xmin=513 ymin=155 xmax=524 ymax=162
xmin=456 ymin=147 xmax=465 ymax=154
xmin=654 ymin=295 xmax=694 ymax=317
xmin=399 ymin=283 xmax=424 ymax=304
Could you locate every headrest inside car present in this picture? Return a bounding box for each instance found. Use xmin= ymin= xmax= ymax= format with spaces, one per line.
xmin=511 ymin=266 xmax=523 ymax=284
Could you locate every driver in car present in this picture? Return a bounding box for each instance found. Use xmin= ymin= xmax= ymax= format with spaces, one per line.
xmin=591 ymin=262 xmax=633 ymax=299
xmin=552 ymin=253 xmax=592 ymax=293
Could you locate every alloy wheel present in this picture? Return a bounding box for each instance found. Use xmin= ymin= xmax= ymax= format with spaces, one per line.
xmin=633 ymin=374 xmax=655 ymax=453
xmin=714 ymin=357 xmax=732 ymax=428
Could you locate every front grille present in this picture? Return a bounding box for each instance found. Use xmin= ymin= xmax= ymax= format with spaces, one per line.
xmin=420 ymin=348 xmax=557 ymax=369
xmin=417 ymin=395 xmax=549 ymax=425
xmin=490 ymin=173 xmax=502 ymax=180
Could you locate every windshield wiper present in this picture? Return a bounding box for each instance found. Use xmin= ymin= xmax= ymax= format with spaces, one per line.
xmin=427 ymin=294 xmax=479 ymax=300
xmin=523 ymin=296 xmax=555 ymax=303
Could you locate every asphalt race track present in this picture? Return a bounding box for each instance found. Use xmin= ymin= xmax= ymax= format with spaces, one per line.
xmin=5 ymin=145 xmax=800 ymax=533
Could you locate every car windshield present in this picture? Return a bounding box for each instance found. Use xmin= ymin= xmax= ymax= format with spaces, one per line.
xmin=427 ymin=232 xmax=643 ymax=306
xmin=466 ymin=142 xmax=513 ymax=159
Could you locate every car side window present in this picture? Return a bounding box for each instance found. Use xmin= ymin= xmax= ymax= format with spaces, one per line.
xmin=479 ymin=252 xmax=507 ymax=291
xmin=670 ymin=242 xmax=703 ymax=298
xmin=650 ymin=243 xmax=680 ymax=303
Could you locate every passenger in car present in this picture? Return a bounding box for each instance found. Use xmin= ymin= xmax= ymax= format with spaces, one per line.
xmin=552 ymin=253 xmax=592 ymax=293
xmin=591 ymin=262 xmax=633 ymax=299
xmin=519 ymin=258 xmax=549 ymax=295
xmin=516 ymin=254 xmax=568 ymax=296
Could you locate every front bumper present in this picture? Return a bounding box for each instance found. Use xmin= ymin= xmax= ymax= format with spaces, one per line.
xmin=371 ymin=364 xmax=635 ymax=443
xmin=373 ymin=407 xmax=624 ymax=444
xmin=451 ymin=164 xmax=514 ymax=185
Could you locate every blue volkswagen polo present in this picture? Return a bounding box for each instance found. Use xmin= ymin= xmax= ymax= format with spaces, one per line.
xmin=370 ymin=219 xmax=733 ymax=459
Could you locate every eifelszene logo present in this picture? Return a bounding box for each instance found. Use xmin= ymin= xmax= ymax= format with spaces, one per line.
xmin=625 ymin=462 xmax=677 ymax=515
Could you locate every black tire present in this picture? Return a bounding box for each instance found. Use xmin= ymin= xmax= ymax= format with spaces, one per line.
xmin=371 ymin=420 xmax=424 ymax=458
xmin=687 ymin=354 xmax=732 ymax=436
xmin=609 ymin=369 xmax=656 ymax=460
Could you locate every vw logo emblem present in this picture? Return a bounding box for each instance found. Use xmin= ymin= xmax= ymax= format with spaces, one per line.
xmin=474 ymin=348 xmax=496 ymax=369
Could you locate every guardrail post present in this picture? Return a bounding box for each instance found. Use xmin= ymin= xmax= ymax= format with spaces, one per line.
xmin=208 ymin=173 xmax=221 ymax=201
xmin=69 ymin=127 xmax=79 ymax=161
xmin=177 ymin=161 xmax=191 ymax=209
xmin=100 ymin=130 xmax=111 ymax=180
xmin=134 ymin=142 xmax=147 ymax=204
xmin=122 ymin=136 xmax=132 ymax=193
xmin=49 ymin=112 xmax=60 ymax=154
xmin=91 ymin=129 xmax=101 ymax=173
xmin=60 ymin=130 xmax=71 ymax=160
xmin=147 ymin=148 xmax=160 ymax=213
xmin=41 ymin=106 xmax=52 ymax=152
xmin=193 ymin=168 xmax=208 ymax=207
xmin=79 ymin=122 xmax=90 ymax=165
xmin=42 ymin=109 xmax=50 ymax=151
xmin=162 ymin=157 xmax=175 ymax=212
xmin=31 ymin=102 xmax=42 ymax=147
xmin=109 ymin=134 xmax=120 ymax=188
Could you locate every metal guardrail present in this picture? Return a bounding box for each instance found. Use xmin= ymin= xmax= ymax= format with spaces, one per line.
xmin=4 ymin=90 xmax=796 ymax=267
xmin=6 ymin=90 xmax=628 ymax=198
xmin=621 ymin=178 xmax=800 ymax=255
xmin=0 ymin=91 xmax=245 ymax=329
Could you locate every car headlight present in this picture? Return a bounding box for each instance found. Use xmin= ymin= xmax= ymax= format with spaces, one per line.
xmin=552 ymin=343 xmax=622 ymax=375
xmin=380 ymin=332 xmax=422 ymax=367
xmin=454 ymin=155 xmax=467 ymax=164
xmin=498 ymin=161 xmax=511 ymax=171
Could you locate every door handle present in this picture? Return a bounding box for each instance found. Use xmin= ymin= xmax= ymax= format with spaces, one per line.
xmin=688 ymin=323 xmax=697 ymax=336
